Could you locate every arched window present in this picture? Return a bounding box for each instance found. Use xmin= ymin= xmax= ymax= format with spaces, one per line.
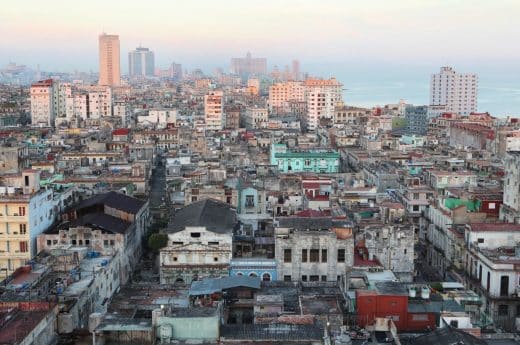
xmin=262 ymin=273 xmax=271 ymax=281
xmin=249 ymin=272 xmax=258 ymax=277
xmin=236 ymin=272 xmax=243 ymax=276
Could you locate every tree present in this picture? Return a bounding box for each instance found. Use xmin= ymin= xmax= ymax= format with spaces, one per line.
xmin=147 ymin=233 xmax=168 ymax=252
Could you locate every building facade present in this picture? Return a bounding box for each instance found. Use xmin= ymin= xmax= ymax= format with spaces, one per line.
xmin=430 ymin=66 xmax=478 ymax=116
xmin=99 ymin=33 xmax=121 ymax=87
xmin=128 ymin=47 xmax=155 ymax=77
xmin=204 ymin=90 xmax=224 ymax=131
xmin=304 ymin=77 xmax=343 ymax=131
xmin=270 ymin=143 xmax=340 ymax=173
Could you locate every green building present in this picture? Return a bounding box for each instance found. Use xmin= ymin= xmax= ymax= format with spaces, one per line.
xmin=270 ymin=143 xmax=340 ymax=173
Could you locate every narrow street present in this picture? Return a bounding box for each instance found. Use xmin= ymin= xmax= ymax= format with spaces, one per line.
xmin=149 ymin=154 xmax=169 ymax=221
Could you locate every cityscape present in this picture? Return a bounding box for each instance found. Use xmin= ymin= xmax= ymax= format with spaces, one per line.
xmin=1 ymin=1 xmax=520 ymax=345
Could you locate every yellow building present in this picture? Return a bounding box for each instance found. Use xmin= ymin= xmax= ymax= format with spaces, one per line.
xmin=0 ymin=171 xmax=55 ymax=277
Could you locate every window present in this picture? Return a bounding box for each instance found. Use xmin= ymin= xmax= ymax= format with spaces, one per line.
xmin=499 ymin=305 xmax=509 ymax=316
xmin=47 ymin=240 xmax=51 ymax=246
xmin=19 ymin=224 xmax=26 ymax=234
xmin=338 ymin=249 xmax=345 ymax=263
xmin=190 ymin=232 xmax=201 ymax=238
xmin=413 ymin=193 xmax=419 ymax=200
xmin=412 ymin=205 xmax=420 ymax=212
xmin=19 ymin=241 xmax=28 ymax=253
xmin=262 ymin=273 xmax=271 ymax=281
xmin=213 ymin=257 xmax=218 ymax=262
xmin=283 ymin=275 xmax=291 ymax=282
xmin=500 ymin=276 xmax=510 ymax=296
xmin=489 ymin=202 xmax=496 ymax=209
xmin=208 ymin=241 xmax=219 ymax=245
xmin=310 ymin=249 xmax=319 ymax=262
xmin=18 ymin=207 xmax=25 ymax=216
xmin=321 ymin=249 xmax=327 ymax=263
xmin=71 ymin=240 xmax=77 ymax=245
xmin=104 ymin=240 xmax=108 ymax=247
xmin=245 ymin=195 xmax=255 ymax=208
xmin=310 ymin=275 xmax=319 ymax=282
xmin=110 ymin=240 xmax=114 ymax=246
xmin=284 ymin=249 xmax=292 ymax=263
xmin=321 ymin=275 xmax=327 ymax=282
xmin=302 ymin=249 xmax=308 ymax=262
xmin=173 ymin=241 xmax=183 ymax=245
xmin=477 ymin=238 xmax=484 ymax=243
xmin=302 ymin=275 xmax=308 ymax=281
xmin=404 ymin=249 xmax=407 ymax=255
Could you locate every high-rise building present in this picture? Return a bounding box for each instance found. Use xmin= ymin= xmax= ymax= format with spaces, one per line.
xmin=98 ymin=33 xmax=121 ymax=86
xmin=405 ymin=105 xmax=429 ymax=135
xmin=30 ymin=79 xmax=54 ymax=127
xmin=230 ymin=52 xmax=267 ymax=78
xmin=304 ymin=77 xmax=343 ymax=131
xmin=430 ymin=66 xmax=478 ymax=116
xmin=204 ymin=90 xmax=224 ymax=131
xmin=292 ymin=59 xmax=301 ymax=81
xmin=268 ymin=81 xmax=305 ymax=113
xmin=30 ymin=79 xmax=72 ymax=127
xmin=128 ymin=47 xmax=155 ymax=77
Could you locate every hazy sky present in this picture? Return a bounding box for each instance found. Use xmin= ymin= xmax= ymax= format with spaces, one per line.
xmin=1 ymin=0 xmax=519 ymax=114
xmin=1 ymin=0 xmax=519 ymax=73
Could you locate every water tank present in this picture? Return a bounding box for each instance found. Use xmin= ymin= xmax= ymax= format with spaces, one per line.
xmin=421 ymin=286 xmax=430 ymax=299
xmin=409 ymin=287 xmax=417 ymax=298
xmin=7 ymin=187 xmax=15 ymax=195
xmin=0 ymin=187 xmax=6 ymax=194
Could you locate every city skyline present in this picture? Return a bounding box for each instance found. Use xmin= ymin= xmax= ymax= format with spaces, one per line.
xmin=1 ymin=0 xmax=519 ymax=72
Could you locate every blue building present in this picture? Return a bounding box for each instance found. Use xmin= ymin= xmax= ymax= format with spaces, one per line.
xmin=229 ymin=258 xmax=277 ymax=281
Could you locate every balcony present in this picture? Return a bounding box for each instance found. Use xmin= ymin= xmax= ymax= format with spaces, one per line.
xmin=0 ymin=214 xmax=29 ymax=222
xmin=0 ymin=251 xmax=30 ymax=259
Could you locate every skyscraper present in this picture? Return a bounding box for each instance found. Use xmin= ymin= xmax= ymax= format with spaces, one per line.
xmin=98 ymin=33 xmax=121 ymax=86
xmin=128 ymin=47 xmax=155 ymax=77
xmin=230 ymin=52 xmax=267 ymax=78
xmin=430 ymin=66 xmax=478 ymax=116
xmin=291 ymin=59 xmax=301 ymax=81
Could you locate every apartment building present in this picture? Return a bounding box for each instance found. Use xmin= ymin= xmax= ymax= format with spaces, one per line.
xmin=204 ymin=90 xmax=224 ymax=131
xmin=304 ymin=77 xmax=343 ymax=131
xmin=0 ymin=170 xmax=55 ymax=277
xmin=430 ymin=66 xmax=478 ymax=116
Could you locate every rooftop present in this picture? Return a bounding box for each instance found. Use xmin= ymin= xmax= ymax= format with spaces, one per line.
xmin=167 ymin=198 xmax=237 ymax=234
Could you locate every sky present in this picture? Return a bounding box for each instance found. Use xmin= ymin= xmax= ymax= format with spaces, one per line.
xmin=1 ymin=0 xmax=519 ymax=114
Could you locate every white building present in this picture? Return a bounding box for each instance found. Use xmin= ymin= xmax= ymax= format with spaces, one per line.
xmin=160 ymin=199 xmax=236 ymax=284
xmin=500 ymin=152 xmax=520 ymax=223
xmin=204 ymin=90 xmax=224 ymax=131
xmin=244 ymin=106 xmax=268 ymax=129
xmin=430 ymin=66 xmax=478 ymax=116
xmin=30 ymin=79 xmax=59 ymax=127
xmin=137 ymin=108 xmax=177 ymax=128
xmin=304 ymin=77 xmax=343 ymax=131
